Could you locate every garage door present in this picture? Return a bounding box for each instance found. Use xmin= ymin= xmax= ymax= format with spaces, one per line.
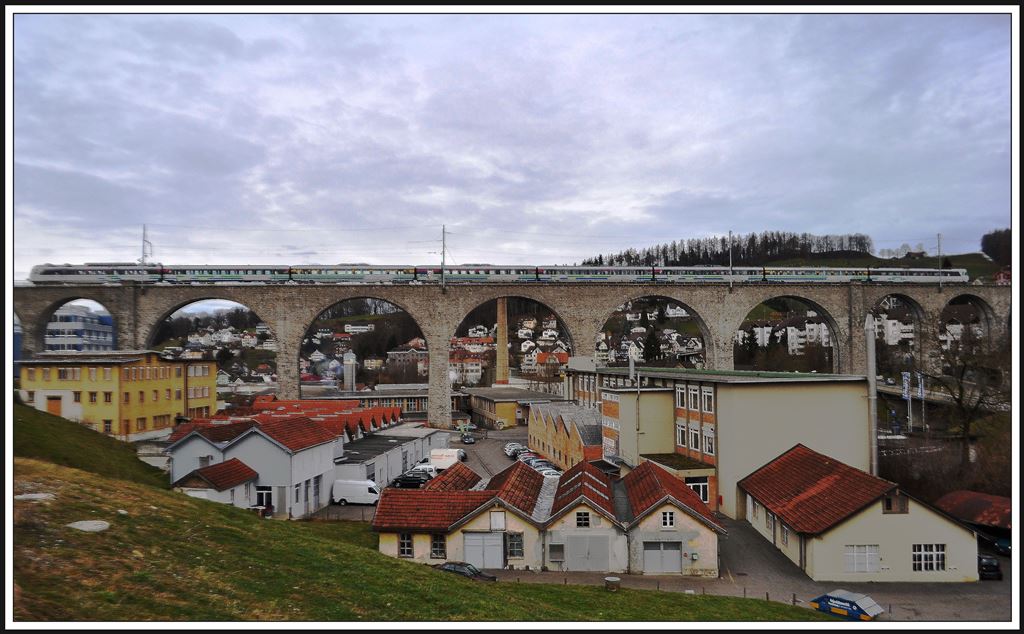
xmin=643 ymin=541 xmax=682 ymax=574
xmin=464 ymin=532 xmax=504 ymax=569
xmin=566 ymin=535 xmax=609 ymax=571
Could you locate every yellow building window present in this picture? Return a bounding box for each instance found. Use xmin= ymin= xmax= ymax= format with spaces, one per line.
xmin=73 ymin=392 xmax=81 ymax=403
xmin=136 ymin=417 xmax=146 ymax=431
xmin=89 ymin=368 xmax=97 ymax=381
xmin=124 ymin=392 xmax=130 ymax=403
xmin=104 ymin=392 xmax=112 ymax=403
xmin=104 ymin=368 xmax=111 ymax=380
xmin=89 ymin=392 xmax=98 ymax=403
xmin=139 ymin=391 xmax=145 ymax=403
xmin=27 ymin=368 xmax=36 ymax=380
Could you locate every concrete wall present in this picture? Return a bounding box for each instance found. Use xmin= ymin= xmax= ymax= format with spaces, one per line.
xmin=615 ymin=390 xmax=674 ymax=465
xmin=717 ymin=381 xmax=870 ymax=519
xmin=627 ymin=502 xmax=719 ymax=577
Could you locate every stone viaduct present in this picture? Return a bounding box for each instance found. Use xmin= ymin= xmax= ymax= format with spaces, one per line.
xmin=13 ymin=282 xmax=1012 ymax=426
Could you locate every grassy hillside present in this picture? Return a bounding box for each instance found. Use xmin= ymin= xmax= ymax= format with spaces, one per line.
xmin=12 ymin=405 xmax=827 ymax=622
xmin=13 ymin=404 xmax=168 ymax=489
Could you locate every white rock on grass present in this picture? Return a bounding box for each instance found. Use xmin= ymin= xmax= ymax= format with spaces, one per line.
xmin=67 ymin=520 xmax=110 ymax=533
xmin=117 ymin=509 xmax=129 ymax=515
xmin=14 ymin=493 xmax=55 ymax=502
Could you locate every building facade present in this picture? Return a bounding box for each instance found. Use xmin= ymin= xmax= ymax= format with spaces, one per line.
xmin=18 ymin=350 xmax=218 ymax=441
xmin=563 ymin=366 xmax=871 ymax=519
xmin=44 ymin=304 xmax=115 ymax=352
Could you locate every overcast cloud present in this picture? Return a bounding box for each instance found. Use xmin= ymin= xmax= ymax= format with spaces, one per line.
xmin=11 ymin=12 xmax=1013 ymax=279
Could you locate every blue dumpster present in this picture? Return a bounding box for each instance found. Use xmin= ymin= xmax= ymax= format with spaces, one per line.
xmin=809 ymin=590 xmax=884 ymax=621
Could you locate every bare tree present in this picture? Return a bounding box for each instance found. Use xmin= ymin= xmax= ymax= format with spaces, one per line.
xmin=921 ymin=327 xmax=1010 ymax=471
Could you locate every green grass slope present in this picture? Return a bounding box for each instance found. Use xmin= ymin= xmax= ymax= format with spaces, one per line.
xmin=13 ymin=403 xmax=168 ymax=489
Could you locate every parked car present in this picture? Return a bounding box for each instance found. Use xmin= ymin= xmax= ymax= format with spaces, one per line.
xmin=978 ymin=555 xmax=1003 ymax=580
xmin=391 ymin=472 xmax=430 ymax=489
xmin=504 ymin=442 xmax=525 ymax=457
xmin=532 ymin=462 xmax=557 ymax=471
xmin=517 ymin=452 xmax=539 ymax=462
xmin=408 ymin=464 xmax=439 ymax=478
xmin=432 ymin=561 xmax=498 ymax=582
xmin=457 ymin=448 xmax=468 ymax=461
xmin=509 ymin=446 xmax=530 ymax=458
xmin=979 ymin=534 xmax=1011 ymax=557
xmin=461 ymin=434 xmax=476 ymax=445
xmin=538 ymin=468 xmax=562 ymax=478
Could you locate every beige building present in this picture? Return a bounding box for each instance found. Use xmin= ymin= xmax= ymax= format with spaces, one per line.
xmin=462 ymin=387 xmax=566 ymax=429
xmin=373 ymin=460 xmax=724 ymax=576
xmin=564 ymin=366 xmax=870 ymax=518
xmin=739 ymin=445 xmax=978 ymax=582
xmin=526 ymin=402 xmax=603 ymax=470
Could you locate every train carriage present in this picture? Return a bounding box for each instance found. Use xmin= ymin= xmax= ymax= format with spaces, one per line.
xmin=28 ymin=262 xmax=971 ymax=286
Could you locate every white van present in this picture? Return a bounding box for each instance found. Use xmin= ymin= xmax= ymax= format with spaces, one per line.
xmin=332 ymin=479 xmax=382 ymax=505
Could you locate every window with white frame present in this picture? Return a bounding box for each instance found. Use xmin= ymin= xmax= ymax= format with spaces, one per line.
xmin=685 ymin=476 xmax=709 ymax=503
xmin=675 ymin=389 xmax=686 ymax=408
xmin=690 ymin=424 xmax=700 ymax=451
xmin=912 ymin=544 xmax=945 ymax=571
xmin=676 ymin=424 xmax=686 ymax=447
xmin=661 ymin=511 xmax=676 ymax=528
xmin=844 ymin=545 xmax=880 ymax=573
xmin=103 ymin=367 xmax=111 ymax=380
xmin=399 ymin=533 xmax=414 ymax=558
xmin=701 ymin=387 xmax=714 ymax=413
xmin=549 ymin=543 xmax=565 ymax=561
xmin=752 ymin=500 xmax=759 ymax=519
xmin=702 ymin=426 xmax=715 ymax=456
xmin=688 ymin=386 xmax=699 ymax=410
xmin=781 ymin=524 xmax=790 ymax=546
xmin=766 ymin=511 xmax=774 ymax=531
xmin=576 ymin=511 xmax=591 ymax=528
xmin=256 ymin=486 xmax=272 ymax=507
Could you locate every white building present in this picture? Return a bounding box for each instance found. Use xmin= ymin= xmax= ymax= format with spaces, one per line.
xmin=166 ymin=418 xmax=340 ymax=519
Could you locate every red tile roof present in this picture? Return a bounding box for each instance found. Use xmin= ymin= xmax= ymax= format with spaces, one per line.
xmin=174 ymin=458 xmax=258 ymax=491
xmin=423 ymin=462 xmax=483 ymax=491
xmin=550 ymin=460 xmax=615 ymax=519
xmin=933 ymin=490 xmax=1011 ymax=530
xmin=371 ymin=490 xmax=495 ymax=532
xmin=486 ymin=461 xmax=546 ymax=516
xmin=737 ymin=444 xmax=896 ymax=535
xmin=255 ymin=416 xmax=337 ymax=452
xmin=624 ymin=461 xmax=724 ymax=531
xmin=168 ymin=419 xmax=258 ymax=444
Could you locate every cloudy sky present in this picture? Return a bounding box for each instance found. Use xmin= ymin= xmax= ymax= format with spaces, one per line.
xmin=10 ymin=11 xmax=1013 ymax=280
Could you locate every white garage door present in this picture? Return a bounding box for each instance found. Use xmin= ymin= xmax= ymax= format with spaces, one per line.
xmin=643 ymin=541 xmax=682 ymax=574
xmin=464 ymin=532 xmax=504 ymax=569
xmin=566 ymin=535 xmax=609 ymax=571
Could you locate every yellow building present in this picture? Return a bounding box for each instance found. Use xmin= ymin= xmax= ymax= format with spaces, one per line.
xmin=462 ymin=387 xmax=565 ymax=429
xmin=18 ymin=350 xmax=218 ymax=441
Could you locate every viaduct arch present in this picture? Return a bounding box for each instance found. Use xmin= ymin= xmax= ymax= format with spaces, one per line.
xmin=14 ymin=282 xmax=1012 ymax=426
